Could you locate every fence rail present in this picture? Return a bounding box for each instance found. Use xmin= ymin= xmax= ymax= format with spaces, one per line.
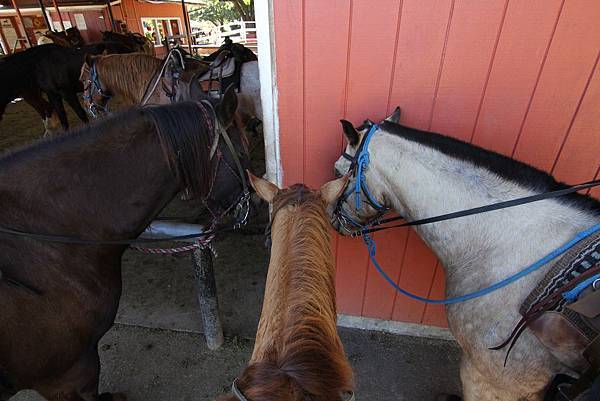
xmin=193 ymin=20 xmax=257 ymax=51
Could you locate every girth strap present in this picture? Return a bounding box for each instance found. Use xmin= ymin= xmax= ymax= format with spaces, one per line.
xmin=557 ymin=336 xmax=600 ymax=401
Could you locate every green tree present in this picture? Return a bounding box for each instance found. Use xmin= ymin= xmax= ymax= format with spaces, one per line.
xmin=190 ymin=0 xmax=239 ymax=26
xmin=224 ymin=0 xmax=254 ymax=21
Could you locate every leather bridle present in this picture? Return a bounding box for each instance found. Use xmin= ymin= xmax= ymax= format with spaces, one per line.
xmin=82 ymin=60 xmax=113 ymax=118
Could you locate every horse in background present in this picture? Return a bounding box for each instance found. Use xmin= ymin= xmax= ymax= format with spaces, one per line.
xmin=0 ymin=90 xmax=254 ymax=400
xmin=44 ymin=27 xmax=85 ymax=47
xmin=101 ymin=31 xmax=155 ymax=56
xmin=0 ymin=42 xmax=131 ymax=135
xmin=332 ymin=109 xmax=600 ymax=400
xmin=80 ymin=48 xmax=262 ymax=137
xmin=218 ymin=174 xmax=355 ymax=401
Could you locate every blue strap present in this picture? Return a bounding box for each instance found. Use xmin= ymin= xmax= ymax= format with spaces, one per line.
xmin=562 ymin=273 xmax=600 ymax=301
xmin=364 ymin=222 xmax=600 ymax=305
xmin=354 ymin=124 xmax=386 ymax=210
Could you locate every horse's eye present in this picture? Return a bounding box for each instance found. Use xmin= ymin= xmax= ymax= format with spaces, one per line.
xmin=334 ymin=169 xmax=343 ymax=179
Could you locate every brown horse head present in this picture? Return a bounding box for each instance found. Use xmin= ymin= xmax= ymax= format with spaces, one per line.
xmin=218 ymin=175 xmax=352 ymax=401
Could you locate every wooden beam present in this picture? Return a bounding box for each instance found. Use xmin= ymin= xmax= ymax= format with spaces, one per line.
xmin=37 ymin=0 xmax=53 ymax=33
xmin=180 ymin=0 xmax=192 ymax=53
xmin=10 ymin=0 xmax=32 ymax=47
xmin=105 ymin=0 xmax=116 ymax=31
xmin=51 ymin=0 xmax=66 ymax=32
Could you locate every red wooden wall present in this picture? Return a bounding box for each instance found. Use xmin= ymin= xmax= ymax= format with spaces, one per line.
xmin=112 ymin=0 xmax=186 ymax=57
xmin=273 ymin=0 xmax=600 ymax=327
xmin=49 ymin=10 xmax=108 ymax=43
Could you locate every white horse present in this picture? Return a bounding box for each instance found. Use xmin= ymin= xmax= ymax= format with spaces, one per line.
xmin=331 ymin=108 xmax=600 ymax=401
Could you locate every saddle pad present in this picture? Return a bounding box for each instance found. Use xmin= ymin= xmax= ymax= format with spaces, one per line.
xmin=521 ymin=231 xmax=600 ymax=341
xmin=198 ymin=57 xmax=236 ymax=82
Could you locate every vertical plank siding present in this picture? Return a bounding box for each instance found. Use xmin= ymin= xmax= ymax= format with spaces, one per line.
xmin=273 ymin=0 xmax=600 ymax=327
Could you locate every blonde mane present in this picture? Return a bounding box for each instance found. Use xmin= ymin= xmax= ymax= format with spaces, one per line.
xmin=223 ymin=185 xmax=354 ymax=401
xmin=93 ymin=53 xmax=163 ymax=104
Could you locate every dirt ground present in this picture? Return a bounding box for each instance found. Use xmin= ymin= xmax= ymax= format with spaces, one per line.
xmin=2 ymin=99 xmax=461 ymax=401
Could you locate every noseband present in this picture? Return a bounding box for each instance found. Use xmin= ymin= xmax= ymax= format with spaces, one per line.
xmin=334 ymin=122 xmax=389 ymax=233
xmin=231 ymin=379 xmax=355 ymax=401
xmin=83 ymin=60 xmax=112 ymax=118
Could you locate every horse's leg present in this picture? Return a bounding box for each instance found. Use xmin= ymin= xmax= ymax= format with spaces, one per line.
xmin=47 ymin=92 xmax=69 ymax=131
xmin=63 ymin=89 xmax=89 ymax=124
xmin=35 ymin=348 xmax=125 ymax=401
xmin=460 ymin=357 xmax=543 ymax=401
xmin=21 ymin=90 xmax=57 ymax=135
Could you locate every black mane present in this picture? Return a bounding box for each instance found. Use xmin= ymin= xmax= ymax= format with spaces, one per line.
xmin=381 ymin=120 xmax=600 ymax=216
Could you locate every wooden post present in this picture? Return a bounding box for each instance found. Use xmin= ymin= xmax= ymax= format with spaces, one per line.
xmin=105 ymin=0 xmax=116 ymax=31
xmin=180 ymin=0 xmax=192 ymax=53
xmin=51 ymin=0 xmax=65 ymax=32
xmin=192 ymin=247 xmax=224 ymax=350
xmin=37 ymin=0 xmax=53 ymax=33
xmin=10 ymin=0 xmax=32 ymax=48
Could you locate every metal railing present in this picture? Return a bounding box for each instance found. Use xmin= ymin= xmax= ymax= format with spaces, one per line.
xmin=193 ymin=20 xmax=257 ymax=49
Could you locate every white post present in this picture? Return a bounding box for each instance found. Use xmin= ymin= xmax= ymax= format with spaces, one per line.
xmin=254 ymin=0 xmax=282 ymax=186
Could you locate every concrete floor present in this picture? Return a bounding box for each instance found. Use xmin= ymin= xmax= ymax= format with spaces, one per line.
xmin=4 ymin=100 xmax=462 ymax=401
xmin=9 ymin=221 xmax=462 ymax=401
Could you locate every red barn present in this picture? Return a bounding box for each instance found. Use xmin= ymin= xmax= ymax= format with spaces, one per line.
xmin=255 ymin=0 xmax=600 ymax=334
xmin=0 ymin=0 xmax=201 ymax=57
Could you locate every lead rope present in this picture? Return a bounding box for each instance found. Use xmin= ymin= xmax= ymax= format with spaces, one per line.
xmin=363 ymin=223 xmax=600 ymax=304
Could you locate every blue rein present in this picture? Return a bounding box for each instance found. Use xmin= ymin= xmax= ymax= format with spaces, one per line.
xmin=339 ymin=123 xmax=600 ymax=304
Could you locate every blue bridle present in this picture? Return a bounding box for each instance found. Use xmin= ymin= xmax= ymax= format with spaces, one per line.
xmin=335 ymin=123 xmax=389 ymax=232
xmin=333 ymin=121 xmax=600 ymax=305
xmin=83 ymin=61 xmax=112 ymax=118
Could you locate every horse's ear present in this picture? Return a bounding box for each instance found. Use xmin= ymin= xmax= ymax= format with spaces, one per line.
xmin=320 ymin=175 xmax=349 ymax=206
xmin=84 ymin=53 xmax=93 ymax=66
xmin=247 ymin=170 xmax=279 ymax=203
xmin=217 ymin=85 xmax=238 ymax=126
xmin=340 ymin=119 xmax=359 ymax=146
xmin=385 ymin=106 xmax=401 ymax=124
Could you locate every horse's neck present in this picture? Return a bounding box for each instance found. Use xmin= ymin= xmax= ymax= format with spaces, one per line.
xmin=251 ymin=207 xmax=338 ymax=362
xmin=100 ymin=57 xmax=161 ymax=104
xmin=0 ymin=126 xmax=178 ymax=242
xmin=371 ymin=131 xmax=598 ymax=282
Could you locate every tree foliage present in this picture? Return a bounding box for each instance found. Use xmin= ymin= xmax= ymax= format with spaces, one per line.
xmin=190 ymin=0 xmax=254 ymax=26
xmin=190 ymin=0 xmax=238 ymax=26
xmin=225 ymin=0 xmax=254 ymax=21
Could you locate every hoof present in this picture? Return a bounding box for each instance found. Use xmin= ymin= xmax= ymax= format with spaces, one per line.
xmin=435 ymin=395 xmax=461 ymax=401
xmin=99 ymin=393 xmax=127 ymax=401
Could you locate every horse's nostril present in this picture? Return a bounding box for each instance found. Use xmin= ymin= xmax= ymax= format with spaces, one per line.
xmin=334 ymin=169 xmax=342 ymax=179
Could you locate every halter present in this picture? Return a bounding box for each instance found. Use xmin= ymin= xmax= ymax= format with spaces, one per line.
xmin=198 ymin=99 xmax=251 ymax=229
xmin=82 ymin=60 xmax=112 ymax=118
xmin=231 ymin=378 xmax=355 ymax=401
xmin=334 ymin=122 xmax=388 ymax=233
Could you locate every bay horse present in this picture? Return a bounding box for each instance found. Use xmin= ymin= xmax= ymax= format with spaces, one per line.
xmin=0 ymin=42 xmax=131 ymax=135
xmin=80 ymin=51 xmax=262 ymax=136
xmin=332 ymin=110 xmax=600 ymax=400
xmin=101 ymin=31 xmax=155 ymax=56
xmin=218 ymin=174 xmax=355 ymax=401
xmin=0 ymin=91 xmax=253 ymax=400
xmin=44 ymin=27 xmax=85 ymax=47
